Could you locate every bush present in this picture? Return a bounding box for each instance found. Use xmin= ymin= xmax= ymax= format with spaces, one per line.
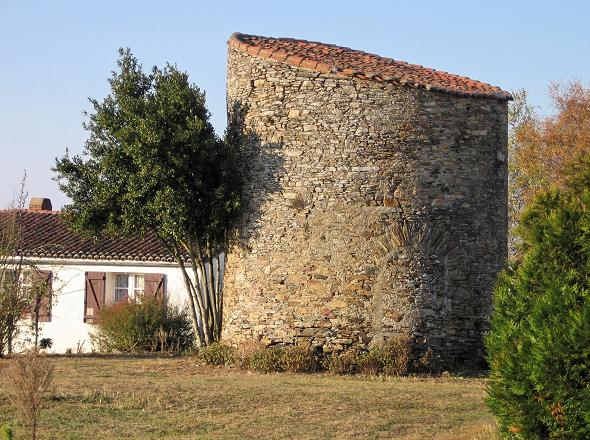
xmin=325 ymin=337 xmax=411 ymax=376
xmin=358 ymin=337 xmax=411 ymax=376
xmin=92 ymin=297 xmax=193 ymax=353
xmin=198 ymin=342 xmax=235 ymax=366
xmin=486 ymin=158 xmax=590 ymax=439
xmin=325 ymin=350 xmax=360 ymax=375
xmin=39 ymin=338 xmax=52 ymax=350
xmin=249 ymin=346 xmax=286 ymax=373
xmin=412 ymin=347 xmax=442 ymax=375
xmin=282 ymin=345 xmax=321 ymax=373
xmin=235 ymin=339 xmax=264 ymax=369
xmin=1 ymin=424 xmax=13 ymax=440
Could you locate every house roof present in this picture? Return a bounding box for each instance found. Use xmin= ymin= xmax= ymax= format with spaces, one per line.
xmin=0 ymin=209 xmax=178 ymax=263
xmin=228 ymin=33 xmax=512 ymax=101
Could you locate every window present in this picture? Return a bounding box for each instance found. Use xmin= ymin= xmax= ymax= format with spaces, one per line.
xmin=11 ymin=269 xmax=52 ymax=322
xmin=20 ymin=270 xmax=32 ymax=297
xmin=114 ymin=274 xmax=144 ymax=302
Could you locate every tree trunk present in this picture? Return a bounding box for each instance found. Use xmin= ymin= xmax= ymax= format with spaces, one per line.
xmin=156 ymin=234 xmax=226 ymax=347
xmin=34 ymin=304 xmax=40 ymax=348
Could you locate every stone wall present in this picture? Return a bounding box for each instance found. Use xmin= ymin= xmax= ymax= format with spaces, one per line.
xmin=223 ymin=46 xmax=508 ymax=368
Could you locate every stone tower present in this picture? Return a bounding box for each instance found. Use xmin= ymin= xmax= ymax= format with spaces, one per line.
xmin=224 ymin=33 xmax=510 ymax=368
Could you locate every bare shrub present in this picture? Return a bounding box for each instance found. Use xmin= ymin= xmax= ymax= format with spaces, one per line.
xmin=359 ymin=337 xmax=411 ymax=376
xmin=235 ymin=339 xmax=264 ymax=369
xmin=6 ymin=349 xmax=53 ymax=440
xmin=413 ymin=347 xmax=442 ymax=374
xmin=326 ymin=337 xmax=411 ymax=376
xmin=249 ymin=346 xmax=285 ymax=373
xmin=325 ymin=350 xmax=360 ymax=375
xmin=282 ymin=345 xmax=320 ymax=373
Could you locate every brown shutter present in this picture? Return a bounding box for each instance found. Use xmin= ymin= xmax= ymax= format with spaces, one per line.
xmin=33 ymin=270 xmax=52 ymax=323
xmin=15 ymin=270 xmax=32 ymax=319
xmin=85 ymin=272 xmax=106 ymax=324
xmin=144 ymin=273 xmax=165 ymax=299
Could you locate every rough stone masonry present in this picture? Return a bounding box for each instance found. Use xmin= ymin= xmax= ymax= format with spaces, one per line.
xmin=223 ymin=33 xmax=510 ymax=368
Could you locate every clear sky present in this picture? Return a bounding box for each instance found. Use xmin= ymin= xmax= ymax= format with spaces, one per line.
xmin=1 ymin=0 xmax=589 ymax=209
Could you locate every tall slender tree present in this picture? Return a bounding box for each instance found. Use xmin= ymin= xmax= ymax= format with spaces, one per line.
xmin=54 ymin=49 xmax=242 ymax=346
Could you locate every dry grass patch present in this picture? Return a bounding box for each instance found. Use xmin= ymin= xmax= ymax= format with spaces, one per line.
xmin=0 ymin=356 xmax=495 ymax=439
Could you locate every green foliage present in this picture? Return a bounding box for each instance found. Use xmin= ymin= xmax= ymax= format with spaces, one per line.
xmin=92 ymin=297 xmax=193 ymax=353
xmin=54 ymin=48 xmax=241 ymax=243
xmin=53 ymin=48 xmax=243 ymax=346
xmin=242 ymin=345 xmax=320 ymax=373
xmin=486 ymin=156 xmax=590 ymax=439
xmin=0 ymin=424 xmax=13 ymax=440
xmin=198 ymin=342 xmax=235 ymax=366
xmin=39 ymin=338 xmax=53 ymax=350
xmin=248 ymin=346 xmax=286 ymax=373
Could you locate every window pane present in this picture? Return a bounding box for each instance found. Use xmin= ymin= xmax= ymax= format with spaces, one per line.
xmin=134 ymin=274 xmax=144 ymax=296
xmin=115 ymin=274 xmax=129 ymax=288
xmin=21 ymin=270 xmax=32 ymax=296
xmin=115 ymin=289 xmax=127 ymax=302
xmin=21 ymin=270 xmax=32 ymax=288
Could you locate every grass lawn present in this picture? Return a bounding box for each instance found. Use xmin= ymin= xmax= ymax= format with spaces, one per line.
xmin=0 ymin=356 xmax=496 ymax=439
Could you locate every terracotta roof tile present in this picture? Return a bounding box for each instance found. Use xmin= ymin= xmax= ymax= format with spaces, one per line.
xmin=0 ymin=210 xmax=181 ymax=263
xmin=228 ymin=33 xmax=512 ymax=101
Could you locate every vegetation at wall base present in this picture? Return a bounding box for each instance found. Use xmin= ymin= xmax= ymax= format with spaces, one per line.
xmin=196 ymin=336 xmax=427 ymax=376
xmin=197 ymin=341 xmax=235 ymax=366
xmin=486 ymin=155 xmax=590 ymax=439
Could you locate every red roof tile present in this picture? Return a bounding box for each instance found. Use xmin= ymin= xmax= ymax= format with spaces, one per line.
xmin=228 ymin=33 xmax=512 ymax=101
xmin=0 ymin=210 xmax=179 ymax=263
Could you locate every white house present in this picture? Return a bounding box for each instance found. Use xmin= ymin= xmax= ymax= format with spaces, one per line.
xmin=2 ymin=198 xmax=193 ymax=353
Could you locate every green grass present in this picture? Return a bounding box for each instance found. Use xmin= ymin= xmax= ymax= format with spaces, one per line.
xmin=0 ymin=356 xmax=497 ymax=439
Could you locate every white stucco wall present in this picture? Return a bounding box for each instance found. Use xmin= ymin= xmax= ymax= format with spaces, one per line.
xmin=15 ymin=258 xmax=194 ymax=353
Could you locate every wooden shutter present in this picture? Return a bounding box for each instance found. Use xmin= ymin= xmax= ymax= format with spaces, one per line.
xmin=144 ymin=273 xmax=165 ymax=300
xmin=33 ymin=270 xmax=52 ymax=323
xmin=85 ymin=272 xmax=105 ymax=324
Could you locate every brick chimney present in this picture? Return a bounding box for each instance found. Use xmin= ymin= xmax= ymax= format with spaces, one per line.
xmin=29 ymin=198 xmax=52 ymax=211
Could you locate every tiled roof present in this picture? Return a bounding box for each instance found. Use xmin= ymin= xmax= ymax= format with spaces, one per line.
xmin=0 ymin=209 xmax=178 ymax=263
xmin=228 ymin=33 xmax=512 ymax=101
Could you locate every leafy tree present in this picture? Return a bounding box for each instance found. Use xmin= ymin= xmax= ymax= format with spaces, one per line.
xmin=54 ymin=49 xmax=242 ymax=347
xmin=509 ymin=81 xmax=590 ymax=228
xmin=486 ymin=155 xmax=590 ymax=439
xmin=507 ymin=89 xmax=536 ymax=254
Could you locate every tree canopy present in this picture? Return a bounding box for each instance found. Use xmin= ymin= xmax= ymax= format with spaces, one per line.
xmin=486 ymin=155 xmax=590 ymax=438
xmin=510 ymin=81 xmax=590 ymax=218
xmin=54 ymin=49 xmax=242 ymax=346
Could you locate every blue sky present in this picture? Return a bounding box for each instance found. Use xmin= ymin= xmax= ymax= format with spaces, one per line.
xmin=1 ymin=0 xmax=589 ymax=209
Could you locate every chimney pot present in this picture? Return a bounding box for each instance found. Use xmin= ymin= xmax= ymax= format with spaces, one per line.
xmin=29 ymin=198 xmax=52 ymax=211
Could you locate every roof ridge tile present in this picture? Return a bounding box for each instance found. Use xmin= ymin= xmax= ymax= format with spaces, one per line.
xmin=228 ymin=32 xmax=512 ymax=101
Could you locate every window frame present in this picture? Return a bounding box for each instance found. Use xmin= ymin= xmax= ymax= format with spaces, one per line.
xmin=110 ymin=273 xmax=145 ymax=303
